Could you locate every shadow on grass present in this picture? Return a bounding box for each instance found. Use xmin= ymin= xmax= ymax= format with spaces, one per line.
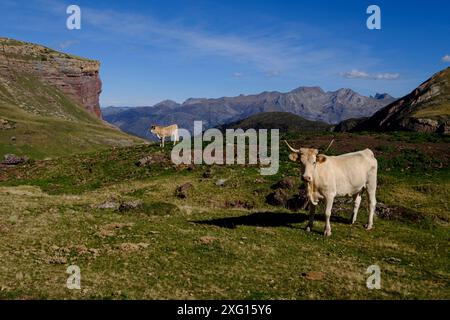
xmin=194 ymin=211 xmax=350 ymax=230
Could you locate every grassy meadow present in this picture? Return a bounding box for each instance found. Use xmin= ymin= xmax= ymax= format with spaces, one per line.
xmin=0 ymin=132 xmax=448 ymax=299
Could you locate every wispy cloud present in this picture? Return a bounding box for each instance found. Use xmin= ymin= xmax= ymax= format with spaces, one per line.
xmin=77 ymin=7 xmax=337 ymax=75
xmin=58 ymin=40 xmax=79 ymax=50
xmin=340 ymin=69 xmax=400 ymax=80
xmin=442 ymin=54 xmax=450 ymax=62
xmin=232 ymin=72 xmax=244 ymax=78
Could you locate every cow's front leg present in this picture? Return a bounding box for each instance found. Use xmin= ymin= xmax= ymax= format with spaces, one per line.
xmin=351 ymin=193 xmax=362 ymax=224
xmin=161 ymin=136 xmax=165 ymax=148
xmin=306 ymin=203 xmax=315 ymax=232
xmin=324 ymin=195 xmax=334 ymax=236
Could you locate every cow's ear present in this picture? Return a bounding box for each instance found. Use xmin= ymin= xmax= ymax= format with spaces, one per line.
xmin=289 ymin=153 xmax=299 ymax=162
xmin=317 ymin=154 xmax=326 ymax=163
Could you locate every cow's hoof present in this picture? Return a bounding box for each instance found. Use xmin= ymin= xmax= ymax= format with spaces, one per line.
xmin=364 ymin=224 xmax=373 ymax=230
xmin=323 ymin=229 xmax=332 ymax=237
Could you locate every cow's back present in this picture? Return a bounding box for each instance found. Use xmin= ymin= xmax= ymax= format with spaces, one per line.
xmin=327 ymin=149 xmax=377 ymax=195
xmin=157 ymin=124 xmax=178 ymax=136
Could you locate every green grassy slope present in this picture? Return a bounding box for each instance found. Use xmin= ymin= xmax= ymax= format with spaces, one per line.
xmin=0 ymin=64 xmax=144 ymax=159
xmin=0 ymin=132 xmax=448 ymax=299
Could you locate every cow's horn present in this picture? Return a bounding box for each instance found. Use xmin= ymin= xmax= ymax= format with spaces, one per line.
xmin=284 ymin=140 xmax=300 ymax=153
xmin=323 ymin=139 xmax=334 ymax=153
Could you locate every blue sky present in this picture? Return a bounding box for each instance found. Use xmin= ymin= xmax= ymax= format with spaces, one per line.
xmin=1 ymin=0 xmax=449 ymax=106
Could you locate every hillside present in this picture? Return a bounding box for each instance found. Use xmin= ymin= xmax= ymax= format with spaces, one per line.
xmin=217 ymin=111 xmax=331 ymax=133
xmin=0 ymin=132 xmax=448 ymax=299
xmin=104 ymin=88 xmax=394 ymax=138
xmin=352 ymin=67 xmax=450 ymax=133
xmin=0 ymin=37 xmax=143 ymax=159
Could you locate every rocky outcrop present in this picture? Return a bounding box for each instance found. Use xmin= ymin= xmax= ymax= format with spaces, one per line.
xmin=352 ymin=67 xmax=450 ymax=134
xmin=0 ymin=37 xmax=102 ymax=118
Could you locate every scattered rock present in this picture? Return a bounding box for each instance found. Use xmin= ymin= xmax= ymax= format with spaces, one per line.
xmin=135 ymin=156 xmax=153 ymax=167
xmin=97 ymin=222 xmax=134 ymax=237
xmin=0 ymin=118 xmax=15 ymax=130
xmin=2 ymin=154 xmax=29 ymax=165
xmin=377 ymin=203 xmax=424 ymax=222
xmin=135 ymin=153 xmax=169 ymax=167
xmin=286 ymin=184 xmax=309 ymax=210
xmin=252 ymin=188 xmax=266 ymax=196
xmin=215 ymin=179 xmax=227 ymax=187
xmin=198 ymin=236 xmax=216 ymax=245
xmin=10 ymin=136 xmax=16 ymax=142
xmin=224 ymin=200 xmax=254 ymax=210
xmin=176 ymin=182 xmax=193 ymax=199
xmin=266 ymin=188 xmax=289 ymax=207
xmin=118 ymin=200 xmax=143 ymax=212
xmin=301 ymin=271 xmax=325 ymax=281
xmin=202 ymin=168 xmax=214 ymax=178
xmin=47 ymin=256 xmax=68 ymax=264
xmin=117 ymin=242 xmax=149 ymax=252
xmin=254 ymin=178 xmax=264 ymax=184
xmin=384 ymin=257 xmax=402 ymax=264
xmin=97 ymin=201 xmax=119 ymax=210
xmin=271 ymin=177 xmax=296 ymax=189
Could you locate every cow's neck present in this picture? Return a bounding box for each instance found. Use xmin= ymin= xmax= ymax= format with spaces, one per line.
xmin=306 ymin=165 xmax=323 ymax=205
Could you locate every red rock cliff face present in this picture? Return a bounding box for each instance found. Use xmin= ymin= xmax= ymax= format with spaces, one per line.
xmin=0 ymin=38 xmax=102 ymax=119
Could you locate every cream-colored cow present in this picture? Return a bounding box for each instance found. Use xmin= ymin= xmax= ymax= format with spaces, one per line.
xmin=285 ymin=140 xmax=378 ymax=236
xmin=150 ymin=124 xmax=179 ymax=147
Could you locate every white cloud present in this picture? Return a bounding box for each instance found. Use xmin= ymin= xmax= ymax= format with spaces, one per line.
xmin=340 ymin=69 xmax=399 ymax=80
xmin=340 ymin=69 xmax=370 ymax=79
xmin=232 ymin=72 xmax=243 ymax=78
xmin=373 ymin=73 xmax=400 ymax=80
xmin=58 ymin=40 xmax=80 ymax=50
xmin=442 ymin=54 xmax=450 ymax=62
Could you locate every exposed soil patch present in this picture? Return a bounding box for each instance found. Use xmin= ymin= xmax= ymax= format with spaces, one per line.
xmin=97 ymin=222 xmax=134 ymax=237
xmin=376 ymin=203 xmax=425 ymax=222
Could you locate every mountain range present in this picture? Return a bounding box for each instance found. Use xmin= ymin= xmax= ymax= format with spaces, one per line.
xmin=103 ymin=87 xmax=395 ymax=138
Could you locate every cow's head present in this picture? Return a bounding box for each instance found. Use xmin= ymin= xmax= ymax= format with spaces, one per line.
xmin=149 ymin=125 xmax=156 ymax=134
xmin=284 ymin=140 xmax=326 ymax=182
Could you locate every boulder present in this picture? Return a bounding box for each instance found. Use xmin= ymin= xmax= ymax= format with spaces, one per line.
xmin=215 ymin=179 xmax=227 ymax=187
xmin=266 ymin=188 xmax=289 ymax=207
xmin=176 ymin=182 xmax=193 ymax=199
xmin=2 ymin=154 xmax=29 ymax=165
xmin=118 ymin=200 xmax=143 ymax=212
xmin=271 ymin=177 xmax=296 ymax=189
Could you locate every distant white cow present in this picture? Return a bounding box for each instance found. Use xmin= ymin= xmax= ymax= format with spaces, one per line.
xmin=285 ymin=140 xmax=378 ymax=236
xmin=150 ymin=124 xmax=179 ymax=147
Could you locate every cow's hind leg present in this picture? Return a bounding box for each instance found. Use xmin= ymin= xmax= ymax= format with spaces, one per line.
xmin=324 ymin=195 xmax=335 ymax=236
xmin=306 ymin=203 xmax=315 ymax=232
xmin=351 ymin=193 xmax=362 ymax=224
xmin=365 ymin=168 xmax=377 ymax=230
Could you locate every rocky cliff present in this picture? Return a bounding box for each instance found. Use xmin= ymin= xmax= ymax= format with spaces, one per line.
xmin=0 ymin=37 xmax=102 ymax=118
xmin=352 ymin=67 xmax=450 ymax=134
